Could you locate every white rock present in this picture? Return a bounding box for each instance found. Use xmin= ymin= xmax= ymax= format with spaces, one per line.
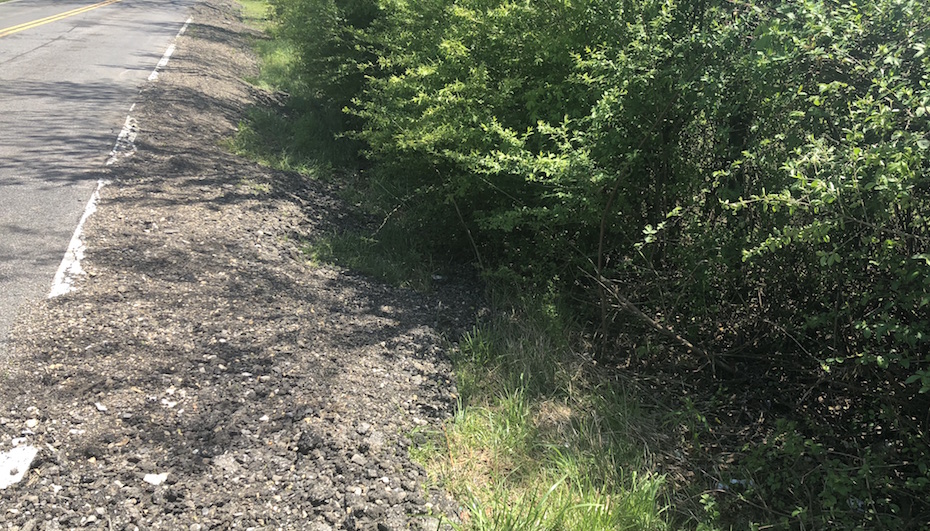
xmin=24 ymin=419 xmax=39 ymax=429
xmin=95 ymin=402 xmax=108 ymax=412
xmin=143 ymin=473 xmax=169 ymax=486
xmin=0 ymin=445 xmax=39 ymax=489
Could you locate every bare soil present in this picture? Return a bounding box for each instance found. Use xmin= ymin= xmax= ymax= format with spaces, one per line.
xmin=0 ymin=1 xmax=476 ymax=528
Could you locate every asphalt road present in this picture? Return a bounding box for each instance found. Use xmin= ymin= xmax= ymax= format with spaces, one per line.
xmin=0 ymin=0 xmax=194 ymax=356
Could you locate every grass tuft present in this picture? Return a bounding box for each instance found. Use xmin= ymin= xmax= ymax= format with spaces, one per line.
xmin=237 ymin=0 xmax=272 ymax=29
xmin=415 ymin=294 xmax=671 ymax=530
xmin=302 ymin=225 xmax=439 ymax=291
xmin=230 ymin=0 xmax=359 ymax=177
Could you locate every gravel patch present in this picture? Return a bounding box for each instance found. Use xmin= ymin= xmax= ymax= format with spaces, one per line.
xmin=0 ymin=1 xmax=478 ymax=528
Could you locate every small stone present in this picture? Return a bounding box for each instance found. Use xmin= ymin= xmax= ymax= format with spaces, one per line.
xmin=143 ymin=472 xmax=169 ymax=486
xmin=297 ymin=431 xmax=321 ymax=455
xmin=25 ymin=418 xmax=39 ymax=429
xmin=308 ymin=483 xmax=331 ymax=506
xmin=95 ymin=403 xmax=108 ymax=413
xmin=366 ymin=431 xmax=385 ymax=453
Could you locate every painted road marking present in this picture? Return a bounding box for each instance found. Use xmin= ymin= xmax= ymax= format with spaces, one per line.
xmin=0 ymin=0 xmax=122 ymax=39
xmin=148 ymin=17 xmax=190 ymax=81
xmin=105 ymin=108 xmax=137 ymax=166
xmin=48 ymin=179 xmax=106 ymax=298
xmin=49 ymin=16 xmax=193 ymax=298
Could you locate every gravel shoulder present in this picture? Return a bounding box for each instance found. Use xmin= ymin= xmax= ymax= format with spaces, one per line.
xmin=0 ymin=1 xmax=474 ymax=528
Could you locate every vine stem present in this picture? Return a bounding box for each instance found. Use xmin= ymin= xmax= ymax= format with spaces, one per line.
xmin=593 ymin=273 xmax=735 ymax=375
xmin=596 ymin=92 xmax=682 ymax=330
xmin=452 ymin=196 xmax=484 ymax=270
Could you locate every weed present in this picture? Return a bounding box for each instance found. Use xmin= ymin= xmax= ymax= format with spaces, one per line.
xmin=231 ymin=0 xmax=360 ymax=177
xmin=302 ymin=226 xmax=437 ymax=291
xmin=414 ymin=293 xmax=671 ymax=530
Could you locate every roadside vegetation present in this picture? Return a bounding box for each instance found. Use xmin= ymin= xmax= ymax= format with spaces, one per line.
xmin=232 ymin=0 xmax=930 ymax=528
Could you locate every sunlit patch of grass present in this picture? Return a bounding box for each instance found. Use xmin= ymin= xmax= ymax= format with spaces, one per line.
xmin=415 ymin=295 xmax=671 ymax=530
xmin=231 ymin=0 xmax=360 ymax=176
xmin=237 ymin=0 xmax=273 ymax=30
xmin=249 ymin=39 xmax=299 ymax=92
xmin=430 ymin=389 xmax=669 ymax=530
xmin=227 ymin=107 xmax=325 ymax=178
xmin=302 ymin=226 xmax=438 ymax=291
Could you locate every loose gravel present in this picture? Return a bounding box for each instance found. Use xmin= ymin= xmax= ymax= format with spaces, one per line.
xmin=0 ymin=1 xmax=477 ymax=528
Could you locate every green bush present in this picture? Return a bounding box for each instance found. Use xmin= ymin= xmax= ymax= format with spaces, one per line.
xmin=263 ymin=0 xmax=930 ymax=525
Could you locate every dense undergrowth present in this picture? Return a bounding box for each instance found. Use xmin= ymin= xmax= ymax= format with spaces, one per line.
xmin=233 ymin=0 xmax=930 ymax=527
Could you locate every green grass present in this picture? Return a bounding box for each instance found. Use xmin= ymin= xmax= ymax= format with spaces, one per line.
xmin=237 ymin=0 xmax=274 ymax=31
xmin=238 ymin=0 xmax=301 ymax=94
xmin=302 ymin=225 xmax=439 ymax=291
xmin=414 ymin=295 xmax=671 ymax=530
xmin=229 ymin=0 xmax=359 ymax=177
xmin=227 ymin=106 xmax=324 ymax=178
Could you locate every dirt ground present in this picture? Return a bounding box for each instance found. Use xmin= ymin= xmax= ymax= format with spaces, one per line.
xmin=0 ymin=1 xmax=477 ymax=528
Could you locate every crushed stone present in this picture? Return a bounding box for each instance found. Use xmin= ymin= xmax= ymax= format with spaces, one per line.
xmin=1 ymin=0 xmax=479 ymax=527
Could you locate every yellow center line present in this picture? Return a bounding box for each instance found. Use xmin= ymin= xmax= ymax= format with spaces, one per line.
xmin=0 ymin=0 xmax=122 ymax=39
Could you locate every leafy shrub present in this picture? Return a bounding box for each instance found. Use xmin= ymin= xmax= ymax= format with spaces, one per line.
xmin=264 ymin=0 xmax=930 ymax=525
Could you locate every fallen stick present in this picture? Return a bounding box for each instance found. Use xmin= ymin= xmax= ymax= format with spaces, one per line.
xmin=598 ymin=275 xmax=735 ymax=375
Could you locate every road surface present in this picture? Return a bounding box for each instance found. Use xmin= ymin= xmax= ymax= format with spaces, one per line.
xmin=0 ymin=0 xmax=193 ymax=356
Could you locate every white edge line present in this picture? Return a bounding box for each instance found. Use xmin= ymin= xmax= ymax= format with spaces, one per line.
xmin=49 ymin=16 xmax=193 ymax=298
xmin=105 ymin=107 xmax=136 ymax=165
xmin=148 ymin=16 xmax=191 ymax=81
xmin=48 ymin=179 xmax=108 ymax=298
